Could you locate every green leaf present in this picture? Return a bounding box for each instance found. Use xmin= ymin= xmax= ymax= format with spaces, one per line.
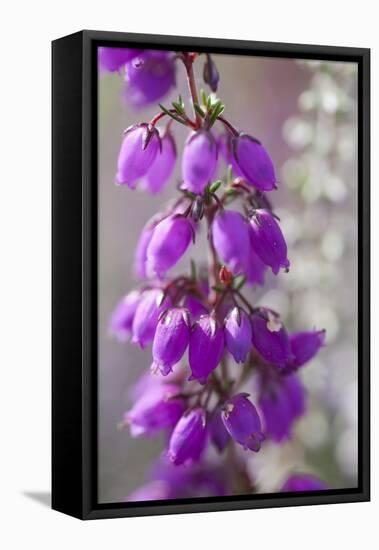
xmin=209 ymin=180 xmax=222 ymax=193
xmin=172 ymin=101 xmax=185 ymax=115
xmin=194 ymin=103 xmax=205 ymax=118
xmin=159 ymin=104 xmax=187 ymax=126
xmin=200 ymin=89 xmax=207 ymax=107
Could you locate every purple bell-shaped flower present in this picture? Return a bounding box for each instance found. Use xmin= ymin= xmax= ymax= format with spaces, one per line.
xmin=125 ymin=382 xmax=184 ymax=437
xmin=258 ymin=370 xmax=306 ymax=442
xmin=152 ymin=308 xmax=191 ymax=376
xmin=108 ymin=290 xmax=142 ymax=342
xmin=98 ymin=47 xmax=142 ymax=72
xmin=212 ymin=210 xmax=251 ymax=275
xmin=281 ymin=474 xmax=328 ymax=492
xmin=232 ymin=133 xmax=277 ymax=191
xmin=142 ymin=131 xmax=176 ymax=194
xmin=182 ymin=130 xmax=218 ymax=194
xmin=250 ymin=209 xmax=290 ymax=275
xmin=289 ymin=329 xmax=326 ymax=370
xmin=188 ymin=315 xmax=224 ymax=384
xmin=116 ymin=123 xmax=161 ymax=188
xmin=221 ymin=393 xmax=264 ymax=452
xmin=132 ymin=289 xmax=171 ymax=348
xmin=224 ymin=307 xmax=252 ymax=364
xmin=124 ymin=51 xmax=176 ymax=108
xmin=146 ymin=214 xmax=194 ymax=278
xmin=168 ymin=408 xmax=208 ymax=465
xmin=249 ymin=209 xmax=290 ymax=275
xmin=252 ymin=309 xmax=292 ymax=368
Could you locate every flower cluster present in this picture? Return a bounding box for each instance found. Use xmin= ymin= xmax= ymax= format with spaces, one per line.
xmin=105 ymin=47 xmax=328 ymax=499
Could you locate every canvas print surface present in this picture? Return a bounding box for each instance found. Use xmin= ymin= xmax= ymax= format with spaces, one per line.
xmin=97 ymin=46 xmax=358 ymax=504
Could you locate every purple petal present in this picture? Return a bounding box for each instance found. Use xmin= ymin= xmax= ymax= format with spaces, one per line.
xmin=146 ymin=215 xmax=194 ymax=278
xmin=188 ymin=315 xmax=224 ymax=384
xmin=221 ymin=393 xmax=264 ymax=452
xmin=124 ymin=51 xmax=176 ymax=108
xmin=182 ymin=131 xmax=218 ymax=194
xmin=168 ymin=408 xmax=208 ymax=465
xmin=152 ymin=308 xmax=191 ymax=376
xmin=233 ymin=134 xmax=276 ymax=191
xmin=224 ymin=307 xmax=252 ymax=364
xmin=249 ymin=209 xmax=290 ymax=275
xmin=116 ymin=124 xmax=160 ymax=187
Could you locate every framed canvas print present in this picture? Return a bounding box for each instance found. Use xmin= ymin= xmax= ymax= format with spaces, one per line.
xmin=52 ymin=30 xmax=370 ymax=520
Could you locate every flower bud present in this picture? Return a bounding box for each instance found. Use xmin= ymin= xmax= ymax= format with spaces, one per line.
xmin=252 ymin=310 xmax=292 ymax=368
xmin=188 ymin=315 xmax=225 ymax=384
xmin=152 ymin=308 xmax=191 ymax=376
xmin=233 ymin=133 xmax=276 ymax=191
xmin=182 ymin=130 xmax=218 ymax=194
xmin=109 ymin=290 xmax=142 ymax=341
xmin=168 ymin=408 xmax=208 ymax=465
xmin=221 ymin=393 xmax=264 ymax=452
xmin=212 ymin=210 xmax=250 ymax=275
xmin=219 ymin=265 xmax=233 ymax=286
xmin=124 ymin=51 xmax=176 ymax=108
xmin=125 ymin=382 xmax=184 ymax=437
xmin=249 ymin=209 xmax=290 ymax=275
xmin=289 ymin=329 xmax=326 ymax=369
xmin=142 ymin=131 xmax=176 ymax=194
xmin=98 ymin=47 xmax=141 ymax=72
xmin=281 ymin=474 xmax=328 ymax=492
xmin=146 ymin=215 xmax=194 ymax=278
xmin=258 ymin=371 xmax=305 ymax=442
xmin=203 ymin=54 xmax=220 ymax=92
xmin=224 ymin=307 xmax=252 ymax=364
xmin=116 ymin=123 xmax=160 ymax=188
xmin=132 ymin=289 xmax=171 ymax=348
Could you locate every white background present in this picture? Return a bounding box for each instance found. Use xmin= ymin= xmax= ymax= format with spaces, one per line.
xmin=0 ymin=1 xmax=376 ymax=548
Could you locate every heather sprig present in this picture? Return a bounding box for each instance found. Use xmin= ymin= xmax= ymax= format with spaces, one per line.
xmin=105 ymin=48 xmax=327 ymax=498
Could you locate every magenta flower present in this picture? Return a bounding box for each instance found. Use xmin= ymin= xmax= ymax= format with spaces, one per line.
xmin=289 ymin=329 xmax=326 ymax=369
xmin=188 ymin=315 xmax=225 ymax=384
xmin=258 ymin=372 xmax=306 ymax=442
xmin=212 ymin=210 xmax=251 ymax=275
xmin=124 ymin=51 xmax=176 ymax=108
xmin=249 ymin=209 xmax=290 ymax=275
xmin=252 ymin=310 xmax=292 ymax=368
xmin=132 ymin=289 xmax=170 ymax=348
xmin=221 ymin=393 xmax=264 ymax=452
xmin=146 ymin=215 xmax=194 ymax=278
xmin=224 ymin=307 xmax=252 ymax=364
xmin=152 ymin=308 xmax=191 ymax=376
xmin=182 ymin=130 xmax=218 ymax=194
xmin=142 ymin=131 xmax=176 ymax=194
xmin=109 ymin=290 xmax=141 ymax=341
xmin=125 ymin=383 xmax=184 ymax=437
xmin=281 ymin=474 xmax=328 ymax=492
xmin=209 ymin=407 xmax=230 ymax=453
xmin=168 ymin=408 xmax=208 ymax=465
xmin=233 ymin=133 xmax=276 ymax=191
xmin=98 ymin=47 xmax=142 ymax=72
xmin=116 ymin=123 xmax=161 ymax=188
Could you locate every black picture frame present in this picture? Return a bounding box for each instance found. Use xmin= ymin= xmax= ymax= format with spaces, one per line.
xmin=52 ymin=30 xmax=370 ymax=520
